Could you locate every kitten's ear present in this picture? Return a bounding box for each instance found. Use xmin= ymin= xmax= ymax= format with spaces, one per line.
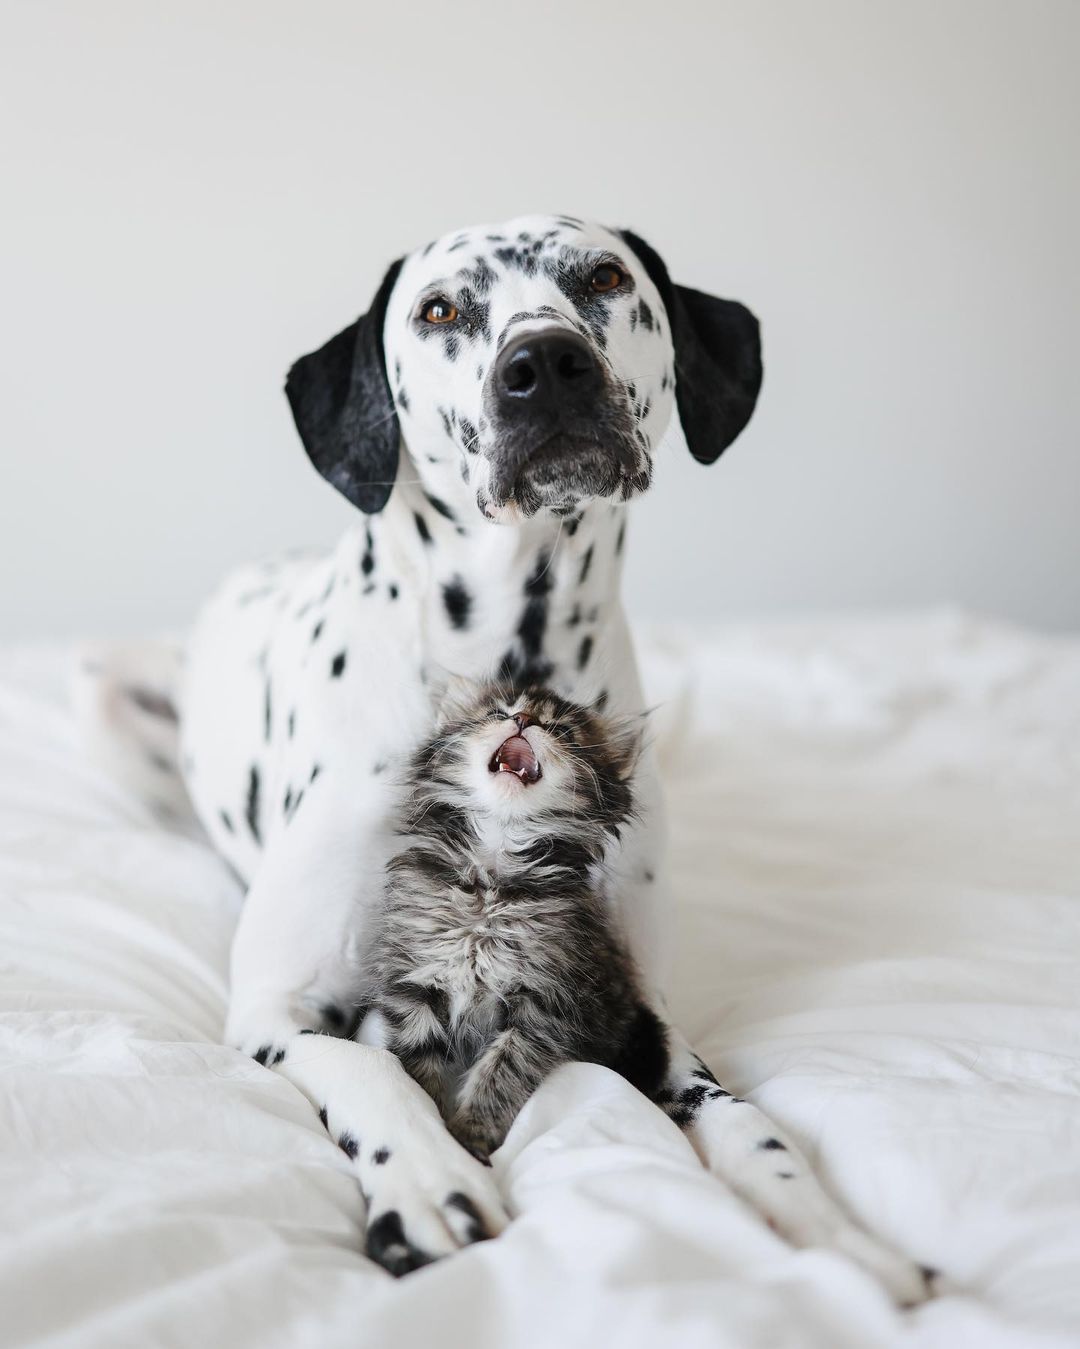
xmin=431 ymin=672 xmax=484 ymax=728
xmin=597 ymin=710 xmax=645 ymax=781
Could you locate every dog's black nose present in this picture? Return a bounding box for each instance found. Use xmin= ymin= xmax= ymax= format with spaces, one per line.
xmin=494 ymin=330 xmax=602 ymax=416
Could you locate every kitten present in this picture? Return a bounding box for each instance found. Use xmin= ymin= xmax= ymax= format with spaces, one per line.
xmin=365 ymin=682 xmax=670 ymax=1160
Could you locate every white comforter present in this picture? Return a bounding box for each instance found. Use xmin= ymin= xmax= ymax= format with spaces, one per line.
xmin=1 ymin=613 xmax=1078 ymax=1349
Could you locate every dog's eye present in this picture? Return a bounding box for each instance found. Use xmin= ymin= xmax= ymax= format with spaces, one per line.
xmin=422 ymin=298 xmax=458 ymax=324
xmin=589 ymin=264 xmax=624 ymax=294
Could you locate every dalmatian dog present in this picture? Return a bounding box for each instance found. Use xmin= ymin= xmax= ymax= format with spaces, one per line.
xmin=109 ymin=214 xmax=932 ymax=1299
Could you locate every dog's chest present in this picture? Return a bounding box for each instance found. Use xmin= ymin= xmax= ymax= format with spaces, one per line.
xmin=411 ymin=510 xmax=626 ymax=702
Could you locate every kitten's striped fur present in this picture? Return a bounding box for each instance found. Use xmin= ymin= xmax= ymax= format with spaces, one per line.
xmin=367 ymin=682 xmax=668 ymax=1159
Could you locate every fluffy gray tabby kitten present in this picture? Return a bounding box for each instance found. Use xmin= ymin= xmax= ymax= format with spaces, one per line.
xmin=366 ymin=682 xmax=670 ymax=1160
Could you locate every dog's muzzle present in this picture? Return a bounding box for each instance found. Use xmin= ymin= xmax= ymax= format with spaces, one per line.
xmin=483 ymin=329 xmax=640 ymax=514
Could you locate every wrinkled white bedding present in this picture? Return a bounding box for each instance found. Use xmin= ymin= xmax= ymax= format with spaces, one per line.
xmin=1 ymin=612 xmax=1078 ymax=1349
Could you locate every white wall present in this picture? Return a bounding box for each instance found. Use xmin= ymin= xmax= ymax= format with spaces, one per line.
xmin=3 ymin=0 xmax=1078 ymax=638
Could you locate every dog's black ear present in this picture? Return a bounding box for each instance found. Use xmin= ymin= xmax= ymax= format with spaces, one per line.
xmin=285 ymin=259 xmax=404 ymax=514
xmin=619 ymin=230 xmax=762 ymax=465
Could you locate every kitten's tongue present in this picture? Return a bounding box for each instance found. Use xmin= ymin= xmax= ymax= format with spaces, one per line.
xmin=490 ymin=734 xmax=541 ymax=784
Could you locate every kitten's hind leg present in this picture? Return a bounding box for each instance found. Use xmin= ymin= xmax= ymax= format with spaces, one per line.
xmin=395 ymin=1040 xmax=452 ymax=1117
xmin=448 ymin=1027 xmax=558 ymax=1161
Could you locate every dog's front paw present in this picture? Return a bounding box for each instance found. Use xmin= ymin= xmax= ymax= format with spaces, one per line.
xmin=681 ymin=1084 xmax=939 ymax=1306
xmin=360 ymin=1115 xmax=508 ymax=1276
xmin=824 ymin=1225 xmax=939 ymax=1308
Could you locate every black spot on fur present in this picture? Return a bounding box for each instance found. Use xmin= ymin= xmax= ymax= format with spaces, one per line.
xmin=310 ymin=763 xmax=321 ymax=783
xmin=311 ymin=620 xmax=324 ymax=643
xmin=318 ymin=1105 xmax=328 ymax=1128
xmin=372 ymin=761 xmax=387 ymax=775
xmin=414 ymin=512 xmax=432 ymax=545
xmin=338 ymin=1132 xmax=359 ymax=1160
xmin=263 ymin=681 xmax=272 ymax=741
xmin=321 ymin=1004 xmax=347 ymax=1031
xmin=331 ymin=651 xmax=347 ymax=678
xmin=271 ymin=1048 xmax=286 ymax=1065
xmin=578 ymin=545 xmax=594 ymax=586
xmin=288 ymin=709 xmax=296 ymax=738
xmin=759 ymin=1137 xmax=787 ymax=1151
xmin=253 ymin=1044 xmax=273 ymax=1066
xmin=442 ymin=575 xmax=472 ymax=631
xmin=443 ymin=1191 xmax=490 ymax=1243
xmin=366 ymin=1210 xmax=435 ymax=1277
xmin=665 ymin=1079 xmax=716 ymax=1129
xmin=219 ymin=809 xmax=235 ymax=833
xmin=577 ymin=634 xmax=593 ymax=670
xmin=690 ymin=1057 xmax=721 ymax=1086
xmin=124 ymin=685 xmax=179 ymax=722
xmin=298 ymin=1028 xmax=316 ymax=1036
xmin=245 ymin=765 xmax=261 ymax=844
xmin=373 ymin=1147 xmax=390 ymax=1165
xmin=616 ymin=520 xmax=626 ymax=554
xmin=388 ymin=583 xmax=399 ymax=600
xmin=638 ymin=298 xmax=654 ymax=331
xmin=501 ymin=550 xmax=555 ymax=683
xmin=361 ymin=527 xmax=376 ymax=577
xmin=424 ymin=493 xmax=457 ymax=525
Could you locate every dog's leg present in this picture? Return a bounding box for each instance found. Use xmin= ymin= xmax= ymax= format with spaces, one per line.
xmin=612 ymin=765 xmax=935 ymax=1305
xmin=225 ymin=810 xmax=508 ymax=1276
xmin=658 ymin=1027 xmax=936 ymax=1305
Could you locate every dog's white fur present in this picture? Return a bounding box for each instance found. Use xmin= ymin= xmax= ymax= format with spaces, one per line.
xmin=89 ymin=216 xmax=932 ymax=1299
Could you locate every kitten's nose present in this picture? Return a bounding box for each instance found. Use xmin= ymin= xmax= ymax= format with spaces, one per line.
xmin=513 ymin=712 xmax=535 ymax=733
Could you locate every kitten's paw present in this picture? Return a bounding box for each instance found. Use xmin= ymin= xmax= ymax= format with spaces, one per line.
xmin=446 ymin=1110 xmax=502 ymax=1164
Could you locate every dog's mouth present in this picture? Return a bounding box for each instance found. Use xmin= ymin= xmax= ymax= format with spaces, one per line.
xmin=488 ymin=734 xmax=541 ymax=784
xmin=480 ymin=418 xmax=650 ymax=520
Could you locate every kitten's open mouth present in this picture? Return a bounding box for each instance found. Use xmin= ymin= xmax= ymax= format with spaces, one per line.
xmin=489 ymin=734 xmax=541 ymax=784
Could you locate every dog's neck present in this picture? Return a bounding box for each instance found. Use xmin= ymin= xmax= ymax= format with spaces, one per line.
xmin=372 ymin=449 xmax=629 ymax=696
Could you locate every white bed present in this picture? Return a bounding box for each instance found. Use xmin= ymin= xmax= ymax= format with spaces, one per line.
xmin=2 ymin=612 xmax=1078 ymax=1349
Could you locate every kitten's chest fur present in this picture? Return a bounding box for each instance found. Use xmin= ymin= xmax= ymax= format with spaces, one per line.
xmin=386 ymin=860 xmax=591 ymax=1029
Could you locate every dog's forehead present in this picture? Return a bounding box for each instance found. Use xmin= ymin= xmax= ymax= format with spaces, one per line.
xmin=395 ymin=215 xmax=624 ymax=300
